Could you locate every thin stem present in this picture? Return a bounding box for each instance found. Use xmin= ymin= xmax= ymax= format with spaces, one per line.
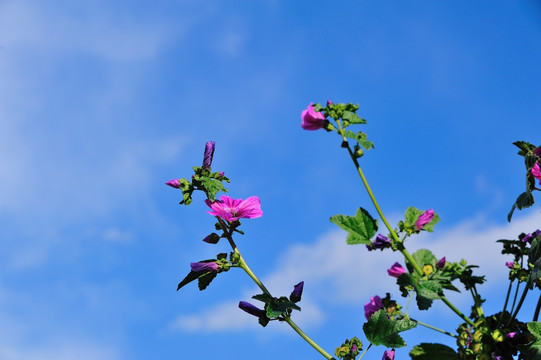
xmin=470 ymin=287 xmax=484 ymax=319
xmin=338 ymin=138 xmax=475 ymax=327
xmin=509 ymin=281 xmax=521 ymax=317
xmin=358 ymin=343 xmax=372 ymax=360
xmin=498 ymin=279 xmax=513 ymax=326
xmin=216 ymin=217 xmax=334 ymax=360
xmin=510 ymin=285 xmax=529 ymax=323
xmin=409 ymin=318 xmax=457 ymax=338
xmin=534 ymin=295 xmax=541 ymax=322
xmin=283 ymin=317 xmax=335 ymax=360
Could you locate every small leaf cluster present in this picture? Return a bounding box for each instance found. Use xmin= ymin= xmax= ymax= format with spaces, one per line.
xmin=398 ymin=207 xmax=441 ymax=235
xmin=177 ymin=166 xmax=229 ymax=205
xmin=313 ymin=102 xmax=374 ymax=158
xmin=508 ymin=141 xmax=540 ymax=221
xmin=330 ymin=207 xmax=378 ymax=245
xmin=334 ymin=337 xmax=362 ymax=360
xmin=499 ymin=230 xmax=541 ymax=289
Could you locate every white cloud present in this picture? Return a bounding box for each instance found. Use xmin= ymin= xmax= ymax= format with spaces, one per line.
xmin=171 ymin=210 xmax=541 ymax=332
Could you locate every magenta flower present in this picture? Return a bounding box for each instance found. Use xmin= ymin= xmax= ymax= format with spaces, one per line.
xmin=387 ymin=262 xmax=406 ymax=278
xmin=205 ymin=195 xmax=263 ymax=222
xmin=364 ymin=295 xmax=384 ymax=320
xmin=366 ymin=234 xmax=392 ymax=251
xmin=506 ymin=332 xmax=517 ymax=339
xmin=202 ymin=141 xmax=215 ymax=170
xmin=505 ymin=261 xmax=514 ymax=269
xmin=301 ymin=103 xmax=327 ymax=130
xmin=382 ymin=349 xmax=395 ymax=360
xmin=436 ymin=257 xmax=446 ymax=269
xmin=415 ymin=209 xmax=434 ymax=231
xmin=190 ymin=261 xmax=219 ymax=273
xmin=532 ymin=163 xmax=541 ymax=184
xmin=290 ymin=281 xmax=304 ymax=303
xmin=165 ymin=179 xmax=181 ymax=188
xmin=238 ymin=301 xmax=266 ymax=319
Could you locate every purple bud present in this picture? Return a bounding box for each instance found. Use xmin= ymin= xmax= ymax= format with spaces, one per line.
xmin=165 ymin=179 xmax=181 ymax=188
xmin=415 ymin=209 xmax=434 ymax=231
xmin=436 ymin=257 xmax=446 ymax=269
xmin=202 ymin=141 xmax=215 ymax=170
xmin=202 ymin=233 xmax=220 ymax=244
xmin=367 ymin=234 xmax=392 ymax=251
xmin=190 ymin=261 xmax=219 ymax=272
xmin=218 ymin=171 xmax=225 ymax=177
xmin=506 ymin=332 xmax=517 ymax=339
xmin=364 ymin=295 xmax=384 ymax=320
xmin=351 ymin=344 xmax=358 ymax=353
xmin=290 ymin=281 xmax=304 ymax=303
xmin=387 ymin=262 xmax=406 ymax=278
xmin=505 ymin=261 xmax=514 ymax=269
xmin=238 ymin=301 xmax=266 ymax=318
xmin=326 ymin=100 xmax=334 ymax=107
xmin=522 ymin=229 xmax=540 ymax=243
xmin=382 ymin=349 xmax=395 ymax=360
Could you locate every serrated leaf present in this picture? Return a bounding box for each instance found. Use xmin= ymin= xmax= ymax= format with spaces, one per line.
xmin=342 ymin=111 xmax=367 ymax=126
xmin=513 ymin=141 xmax=536 ymax=156
xmin=198 ymin=271 xmax=217 ymax=291
xmin=177 ymin=271 xmax=200 ymax=291
xmin=411 ymin=249 xmax=437 ymax=267
xmin=330 ymin=208 xmax=378 ymax=245
xmin=363 ymin=310 xmax=416 ymax=348
xmin=410 ymin=343 xmax=458 ymax=360
xmin=508 ymin=191 xmax=535 ymax=222
xmin=404 ymin=207 xmax=425 ymax=227
xmin=522 ymin=322 xmax=541 ymax=360
xmin=201 ymin=177 xmax=228 ymax=201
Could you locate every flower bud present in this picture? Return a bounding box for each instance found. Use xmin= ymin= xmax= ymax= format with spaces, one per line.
xmin=202 ymin=141 xmax=215 ymax=170
xmin=290 ymin=281 xmax=304 ymax=303
xmin=238 ymin=301 xmax=266 ymax=319
xmin=301 ymin=103 xmax=327 ymax=130
xmin=190 ymin=261 xmax=219 ymax=272
xmin=165 ymin=179 xmax=181 ymax=188
xmin=382 ymin=349 xmax=395 ymax=360
xmin=436 ymin=257 xmax=446 ymax=269
xmin=415 ymin=209 xmax=434 ymax=231
xmin=387 ymin=262 xmax=406 ymax=278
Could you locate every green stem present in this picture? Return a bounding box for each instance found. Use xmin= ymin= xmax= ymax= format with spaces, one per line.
xmin=534 ymin=295 xmax=541 ymax=322
xmin=510 ymin=285 xmax=529 ymax=323
xmin=216 ymin=217 xmax=335 ymax=360
xmin=283 ymin=316 xmax=335 ymax=360
xmin=358 ymin=343 xmax=372 ymax=359
xmin=338 ymin=138 xmax=475 ymax=327
xmin=409 ymin=318 xmax=457 ymax=338
xmin=498 ymin=279 xmax=513 ymax=326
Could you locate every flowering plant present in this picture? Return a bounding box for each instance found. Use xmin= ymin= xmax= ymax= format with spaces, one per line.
xmin=166 ymin=103 xmax=541 ymax=360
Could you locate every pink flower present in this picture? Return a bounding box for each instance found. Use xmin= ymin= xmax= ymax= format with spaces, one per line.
xmin=415 ymin=209 xmax=434 ymax=231
xmin=532 ymin=163 xmax=541 ymax=184
xmin=364 ymin=295 xmax=384 ymax=320
xmin=505 ymin=261 xmax=514 ymax=269
xmin=301 ymin=103 xmax=327 ymax=130
xmin=382 ymin=349 xmax=395 ymax=360
xmin=387 ymin=262 xmax=406 ymax=278
xmin=165 ymin=179 xmax=181 ymax=188
xmin=205 ymin=195 xmax=263 ymax=222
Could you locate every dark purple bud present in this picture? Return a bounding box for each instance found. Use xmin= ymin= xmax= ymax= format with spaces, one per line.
xmin=165 ymin=179 xmax=181 ymax=188
xmin=290 ymin=281 xmax=304 ymax=303
xmin=238 ymin=301 xmax=266 ymax=318
xmin=190 ymin=261 xmax=219 ymax=272
xmin=202 ymin=141 xmax=215 ymax=170
xmin=523 ymin=229 xmax=540 ymax=244
xmin=436 ymin=257 xmax=446 ymax=269
xmin=505 ymin=261 xmax=514 ymax=269
xmin=326 ymin=100 xmax=334 ymax=107
xmin=202 ymin=233 xmax=220 ymax=244
xmin=367 ymin=234 xmax=392 ymax=251
xmin=415 ymin=209 xmax=434 ymax=231
xmin=382 ymin=349 xmax=395 ymax=360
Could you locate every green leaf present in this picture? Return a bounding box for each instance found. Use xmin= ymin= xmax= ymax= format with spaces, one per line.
xmin=411 ymin=249 xmax=437 ymax=268
xmin=330 ymin=208 xmax=378 ymax=245
xmin=508 ymin=191 xmax=535 ymax=222
xmin=266 ymin=299 xmax=301 ymax=319
xmin=177 ymin=271 xmax=200 ymax=291
xmin=198 ymin=271 xmax=217 ymax=291
xmin=513 ymin=140 xmax=536 ymax=156
xmin=200 ymin=177 xmax=228 ymax=201
xmin=363 ymin=310 xmax=417 ymax=348
xmin=409 ymin=343 xmax=458 ymax=360
xmin=404 ymin=207 xmax=424 ymax=227
xmin=522 ymin=321 xmax=541 ymax=360
xmin=341 ymin=110 xmax=367 ymax=126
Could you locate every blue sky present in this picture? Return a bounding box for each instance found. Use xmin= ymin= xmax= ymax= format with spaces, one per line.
xmin=1 ymin=1 xmax=541 ymax=359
